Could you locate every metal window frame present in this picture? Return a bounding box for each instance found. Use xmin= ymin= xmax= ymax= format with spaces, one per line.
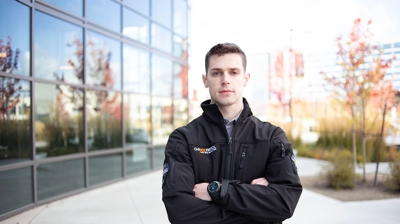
xmin=1 ymin=0 xmax=190 ymax=221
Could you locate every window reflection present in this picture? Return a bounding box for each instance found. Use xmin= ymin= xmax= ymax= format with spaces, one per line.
xmin=152 ymin=97 xmax=172 ymax=145
xmin=124 ymin=0 xmax=149 ymax=16
xmin=123 ymin=44 xmax=150 ymax=93
xmin=0 ymin=0 xmax=30 ymax=76
xmin=173 ymin=35 xmax=188 ymax=58
xmin=173 ymin=99 xmax=188 ymax=129
xmin=40 ymin=0 xmax=83 ymax=17
xmin=173 ymin=0 xmax=187 ymax=37
xmin=173 ymin=63 xmax=188 ymax=98
xmin=34 ymin=82 xmax=84 ymax=159
xmin=87 ymin=89 xmax=122 ymax=151
xmin=34 ymin=11 xmax=83 ymax=84
xmin=86 ymin=31 xmax=121 ymax=90
xmin=37 ymin=159 xmax=84 ymax=200
xmin=151 ymin=23 xmax=171 ymax=53
xmin=151 ymin=0 xmax=171 ymax=28
xmin=124 ymin=94 xmax=151 ymax=147
xmin=152 ymin=55 xmax=172 ymax=97
xmin=86 ymin=0 xmax=121 ymax=33
xmin=153 ymin=145 xmax=165 ymax=169
xmin=0 ymin=77 xmax=31 ymax=166
xmin=0 ymin=167 xmax=32 ymax=214
xmin=123 ymin=8 xmax=149 ymax=44
xmin=89 ymin=153 xmax=122 ymax=186
xmin=126 ymin=147 xmax=151 ymax=175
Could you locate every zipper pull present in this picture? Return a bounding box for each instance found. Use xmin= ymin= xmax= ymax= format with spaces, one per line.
xmin=280 ymin=142 xmax=285 ymax=157
xmin=239 ymin=152 xmax=246 ymax=168
xmin=228 ymin=137 xmax=233 ymax=154
xmin=173 ymin=146 xmax=183 ymax=162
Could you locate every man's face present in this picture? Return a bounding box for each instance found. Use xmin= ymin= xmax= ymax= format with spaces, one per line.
xmin=202 ymin=53 xmax=250 ymax=107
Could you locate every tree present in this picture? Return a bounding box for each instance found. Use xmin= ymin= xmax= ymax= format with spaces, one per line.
xmin=0 ymin=36 xmax=21 ymax=120
xmin=321 ymin=18 xmax=396 ymax=182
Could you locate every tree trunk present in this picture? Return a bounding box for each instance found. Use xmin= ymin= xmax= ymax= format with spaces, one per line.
xmin=352 ymin=126 xmax=357 ymax=173
xmin=374 ymin=101 xmax=387 ymax=186
xmin=352 ymin=104 xmax=357 ymax=173
xmin=362 ymin=132 xmax=367 ymax=182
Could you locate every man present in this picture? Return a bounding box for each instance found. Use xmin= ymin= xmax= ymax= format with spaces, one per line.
xmin=162 ymin=43 xmax=302 ymax=224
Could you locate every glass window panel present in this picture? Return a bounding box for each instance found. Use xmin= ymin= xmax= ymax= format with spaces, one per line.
xmin=173 ymin=98 xmax=188 ymax=129
xmin=40 ymin=0 xmax=83 ymax=17
xmin=124 ymin=0 xmax=149 ymax=16
xmin=151 ymin=23 xmax=171 ymax=53
xmin=173 ymin=63 xmax=188 ymax=98
xmin=382 ymin=44 xmax=392 ymax=49
xmin=394 ymin=42 xmax=400 ymax=48
xmin=0 ymin=0 xmax=30 ymax=76
xmin=86 ymin=31 xmax=122 ymax=90
xmin=86 ymin=0 xmax=121 ymax=33
xmin=152 ymin=55 xmax=172 ymax=96
xmin=34 ymin=11 xmax=83 ymax=84
xmin=173 ymin=35 xmax=188 ymax=58
xmin=151 ymin=0 xmax=171 ymax=28
xmin=152 ymin=97 xmax=172 ymax=145
xmin=126 ymin=147 xmax=151 ymax=175
xmin=87 ymin=89 xmax=122 ymax=151
xmin=0 ymin=77 xmax=31 ymax=166
xmin=123 ymin=44 xmax=150 ymax=93
xmin=173 ymin=0 xmax=187 ymax=37
xmin=89 ymin=153 xmax=122 ymax=186
xmin=124 ymin=94 xmax=151 ymax=147
xmin=153 ymin=145 xmax=164 ymax=169
xmin=123 ymin=8 xmax=149 ymax=44
xmin=0 ymin=167 xmax=32 ymax=215
xmin=34 ymin=82 xmax=84 ymax=159
xmin=37 ymin=159 xmax=84 ymax=200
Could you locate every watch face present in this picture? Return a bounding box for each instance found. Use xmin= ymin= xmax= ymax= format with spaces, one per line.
xmin=209 ymin=182 xmax=218 ymax=192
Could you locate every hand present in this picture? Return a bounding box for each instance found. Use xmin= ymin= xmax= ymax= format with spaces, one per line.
xmin=193 ymin=183 xmax=212 ymax=201
xmin=251 ymin=177 xmax=269 ymax=186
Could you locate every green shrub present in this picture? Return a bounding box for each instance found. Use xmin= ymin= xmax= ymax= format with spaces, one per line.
xmin=384 ymin=158 xmax=400 ymax=191
xmin=321 ymin=149 xmax=356 ymax=189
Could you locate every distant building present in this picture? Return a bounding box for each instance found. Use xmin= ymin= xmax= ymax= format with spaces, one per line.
xmin=246 ymin=42 xmax=400 ymax=123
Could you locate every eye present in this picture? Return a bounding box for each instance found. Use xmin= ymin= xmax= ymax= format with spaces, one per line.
xmin=212 ymin=71 xmax=220 ymax=76
xmin=231 ymin=71 xmax=239 ymax=75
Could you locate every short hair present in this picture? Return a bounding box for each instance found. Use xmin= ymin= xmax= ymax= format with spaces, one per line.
xmin=205 ymin=43 xmax=247 ymax=75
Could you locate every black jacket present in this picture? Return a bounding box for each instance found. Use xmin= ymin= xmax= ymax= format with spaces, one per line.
xmin=162 ymin=98 xmax=302 ymax=224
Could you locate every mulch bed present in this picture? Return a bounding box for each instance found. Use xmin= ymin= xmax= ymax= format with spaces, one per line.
xmin=300 ymin=173 xmax=400 ymax=202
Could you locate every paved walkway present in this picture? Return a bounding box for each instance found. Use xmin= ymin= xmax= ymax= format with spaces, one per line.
xmin=1 ymin=157 xmax=399 ymax=224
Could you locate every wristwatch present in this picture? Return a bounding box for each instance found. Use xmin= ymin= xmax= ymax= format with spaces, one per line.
xmin=207 ymin=181 xmax=221 ymax=198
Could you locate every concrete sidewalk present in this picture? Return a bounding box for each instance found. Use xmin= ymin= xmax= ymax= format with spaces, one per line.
xmin=2 ymin=157 xmax=399 ymax=224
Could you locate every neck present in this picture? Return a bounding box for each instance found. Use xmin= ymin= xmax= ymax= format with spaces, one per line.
xmin=217 ymin=100 xmax=243 ymax=121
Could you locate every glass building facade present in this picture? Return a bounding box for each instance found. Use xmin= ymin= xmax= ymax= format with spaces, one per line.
xmin=0 ymin=0 xmax=189 ymax=220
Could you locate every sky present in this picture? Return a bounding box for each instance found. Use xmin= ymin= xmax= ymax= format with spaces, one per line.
xmin=188 ymin=0 xmax=400 ymax=100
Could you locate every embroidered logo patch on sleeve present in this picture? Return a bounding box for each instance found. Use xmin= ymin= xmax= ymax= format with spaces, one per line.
xmin=193 ymin=145 xmax=217 ymax=154
xmin=162 ymin=163 xmax=169 ymax=186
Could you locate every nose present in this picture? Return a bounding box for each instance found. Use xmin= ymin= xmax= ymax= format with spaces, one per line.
xmin=221 ymin=73 xmax=230 ymax=85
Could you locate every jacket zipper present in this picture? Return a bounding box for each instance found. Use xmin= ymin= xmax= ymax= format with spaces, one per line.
xmin=224 ymin=116 xmax=241 ymax=179
xmin=226 ymin=137 xmax=233 ymax=179
xmin=280 ymin=142 xmax=286 ymax=157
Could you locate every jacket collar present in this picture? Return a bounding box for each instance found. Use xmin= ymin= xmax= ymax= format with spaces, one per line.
xmin=200 ymin=98 xmax=253 ymax=123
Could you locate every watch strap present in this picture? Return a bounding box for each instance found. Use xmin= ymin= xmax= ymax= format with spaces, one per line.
xmin=220 ymin=179 xmax=240 ymax=199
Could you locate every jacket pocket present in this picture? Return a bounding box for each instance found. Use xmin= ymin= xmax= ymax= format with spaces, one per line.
xmin=266 ymin=140 xmax=298 ymax=180
xmin=173 ymin=142 xmax=183 ymax=162
xmin=236 ymin=145 xmax=248 ymax=181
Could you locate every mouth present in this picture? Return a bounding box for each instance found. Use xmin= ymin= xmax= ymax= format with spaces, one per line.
xmin=219 ymin=90 xmax=233 ymax=94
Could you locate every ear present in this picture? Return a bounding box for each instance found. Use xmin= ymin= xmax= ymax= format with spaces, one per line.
xmin=244 ymin=73 xmax=250 ymax=87
xmin=202 ymin=74 xmax=208 ymax=88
